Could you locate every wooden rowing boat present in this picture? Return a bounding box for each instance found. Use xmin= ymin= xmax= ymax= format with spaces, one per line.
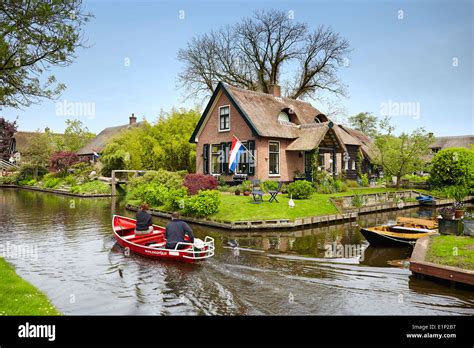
xmin=112 ymin=215 xmax=215 ymax=263
xmin=361 ymin=217 xmax=438 ymax=247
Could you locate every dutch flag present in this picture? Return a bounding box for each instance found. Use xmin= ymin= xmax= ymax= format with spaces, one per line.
xmin=228 ymin=135 xmax=246 ymax=173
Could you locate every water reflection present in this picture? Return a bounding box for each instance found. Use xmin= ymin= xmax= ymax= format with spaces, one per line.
xmin=0 ymin=188 xmax=473 ymax=315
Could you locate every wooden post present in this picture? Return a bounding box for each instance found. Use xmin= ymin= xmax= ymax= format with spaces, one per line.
xmin=111 ymin=170 xmax=116 ymax=196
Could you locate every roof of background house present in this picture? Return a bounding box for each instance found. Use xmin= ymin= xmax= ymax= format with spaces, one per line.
xmin=338 ymin=125 xmax=375 ymax=160
xmin=14 ymin=131 xmax=65 ymax=153
xmin=77 ymin=122 xmax=142 ymax=155
xmin=429 ymin=135 xmax=474 ymax=150
xmin=190 ymin=82 xmax=363 ymax=152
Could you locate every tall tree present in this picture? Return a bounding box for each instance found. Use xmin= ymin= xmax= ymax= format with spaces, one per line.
xmin=0 ymin=117 xmax=17 ymax=160
xmin=178 ymin=9 xmax=350 ymax=101
xmin=22 ymin=130 xmax=54 ymax=178
xmin=371 ymin=119 xmax=433 ymax=189
xmin=347 ymin=112 xmax=378 ymax=138
xmin=0 ymin=0 xmax=92 ymax=108
xmin=55 ymin=119 xmax=94 ymax=152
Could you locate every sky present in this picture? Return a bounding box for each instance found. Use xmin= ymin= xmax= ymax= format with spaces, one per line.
xmin=2 ymin=0 xmax=473 ymax=136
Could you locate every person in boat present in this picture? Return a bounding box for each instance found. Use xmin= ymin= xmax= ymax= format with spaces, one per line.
xmin=135 ymin=203 xmax=153 ymax=235
xmin=165 ymin=212 xmax=194 ymax=250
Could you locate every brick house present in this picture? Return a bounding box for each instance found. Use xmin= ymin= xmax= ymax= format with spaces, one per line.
xmin=189 ymin=82 xmax=375 ymax=182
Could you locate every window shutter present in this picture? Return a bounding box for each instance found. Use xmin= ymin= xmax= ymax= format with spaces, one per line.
xmin=247 ymin=140 xmax=255 ymax=176
xmin=203 ymin=144 xmax=209 ymax=174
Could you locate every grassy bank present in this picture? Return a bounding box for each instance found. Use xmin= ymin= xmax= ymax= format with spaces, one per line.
xmin=129 ymin=187 xmax=401 ymax=222
xmin=0 ymin=258 xmax=60 ymax=315
xmin=426 ymin=236 xmax=474 ymax=271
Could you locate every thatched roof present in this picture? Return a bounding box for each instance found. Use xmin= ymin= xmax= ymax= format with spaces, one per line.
xmin=14 ymin=131 xmax=65 ymax=153
xmin=77 ymin=122 xmax=142 ymax=155
xmin=429 ymin=135 xmax=474 ymax=150
xmin=190 ymin=82 xmax=364 ymax=153
xmin=338 ymin=125 xmax=375 ymax=160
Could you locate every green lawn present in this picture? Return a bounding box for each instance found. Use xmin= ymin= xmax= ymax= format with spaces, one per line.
xmin=0 ymin=258 xmax=60 ymax=315
xmin=426 ymin=236 xmax=474 ymax=271
xmin=210 ymin=187 xmax=398 ymax=222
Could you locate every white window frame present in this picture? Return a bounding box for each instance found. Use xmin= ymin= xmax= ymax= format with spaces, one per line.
xmin=268 ymin=140 xmax=280 ymax=177
xmin=218 ymin=105 xmax=230 ymax=132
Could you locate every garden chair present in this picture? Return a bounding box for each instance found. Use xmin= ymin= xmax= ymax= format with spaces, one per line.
xmin=268 ymin=181 xmax=283 ymax=203
xmin=251 ymin=179 xmax=265 ymax=203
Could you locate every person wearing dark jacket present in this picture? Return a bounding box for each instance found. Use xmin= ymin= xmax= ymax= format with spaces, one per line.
xmin=165 ymin=212 xmax=194 ymax=249
xmin=135 ymin=203 xmax=153 ymax=235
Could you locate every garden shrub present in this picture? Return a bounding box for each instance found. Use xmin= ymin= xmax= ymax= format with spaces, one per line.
xmin=261 ymin=180 xmax=279 ymax=192
xmin=70 ymin=181 xmax=111 ymax=194
xmin=43 ymin=177 xmax=62 ymax=189
xmin=128 ymin=169 xmax=185 ymax=191
xmin=183 ymin=190 xmax=220 ymax=217
xmin=183 ymin=173 xmax=218 ymax=195
xmin=333 ymin=179 xmax=347 ymax=193
xmin=346 ymin=180 xmax=358 ymax=188
xmin=287 ymin=180 xmax=314 ymax=199
xmin=0 ymin=173 xmax=18 ymax=185
xmin=17 ymin=164 xmax=47 ymax=181
xmin=430 ymin=148 xmax=474 ymax=188
xmin=63 ymin=175 xmax=77 ymax=186
xmin=359 ymin=173 xmax=369 ymax=187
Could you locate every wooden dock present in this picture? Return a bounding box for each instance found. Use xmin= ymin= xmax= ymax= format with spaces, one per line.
xmin=409 ymin=236 xmax=474 ymax=286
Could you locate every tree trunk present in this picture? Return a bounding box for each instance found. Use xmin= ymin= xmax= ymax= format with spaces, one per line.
xmin=395 ymin=175 xmax=401 ymax=189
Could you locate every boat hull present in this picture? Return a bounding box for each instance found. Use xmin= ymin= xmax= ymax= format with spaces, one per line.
xmin=112 ymin=215 xmax=214 ymax=263
xmin=360 ymin=228 xmax=437 ymax=247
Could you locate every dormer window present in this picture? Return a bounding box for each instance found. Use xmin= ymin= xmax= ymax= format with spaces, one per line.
xmin=278 ymin=111 xmax=290 ymax=122
xmin=219 ymin=105 xmax=230 ymax=131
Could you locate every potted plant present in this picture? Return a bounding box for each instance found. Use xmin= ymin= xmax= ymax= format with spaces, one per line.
xmin=446 ymin=185 xmax=468 ymax=219
xmin=439 ymin=206 xmax=455 ymax=220
xmin=234 ymin=184 xmax=241 ymax=196
xmin=241 ymin=180 xmax=251 ymax=196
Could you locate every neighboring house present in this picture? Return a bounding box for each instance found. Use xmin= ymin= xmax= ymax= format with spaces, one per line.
xmin=429 ymin=135 xmax=474 ymax=155
xmin=11 ymin=131 xmax=66 ymax=164
xmin=189 ymin=82 xmax=375 ymax=182
xmin=77 ymin=114 xmax=141 ymax=161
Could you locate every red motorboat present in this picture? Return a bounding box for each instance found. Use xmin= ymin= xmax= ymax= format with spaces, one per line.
xmin=112 ymin=215 xmax=214 ymax=263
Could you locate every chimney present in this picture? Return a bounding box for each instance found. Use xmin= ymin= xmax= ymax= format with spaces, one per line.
xmin=269 ymin=84 xmax=281 ymax=98
xmin=129 ymin=113 xmax=137 ymax=125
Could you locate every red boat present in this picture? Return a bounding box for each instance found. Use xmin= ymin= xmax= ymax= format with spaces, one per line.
xmin=112 ymin=215 xmax=214 ymax=263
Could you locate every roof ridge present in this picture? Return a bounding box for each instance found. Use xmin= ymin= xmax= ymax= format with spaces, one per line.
xmin=223 ymin=82 xmax=316 ymax=107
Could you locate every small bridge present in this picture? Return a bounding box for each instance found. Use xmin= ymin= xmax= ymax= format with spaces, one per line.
xmin=0 ymin=159 xmax=19 ymax=172
xmin=109 ymin=170 xmax=148 ymax=195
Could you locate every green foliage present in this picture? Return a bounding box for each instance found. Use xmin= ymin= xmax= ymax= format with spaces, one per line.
xmin=26 ymin=179 xmax=37 ymax=186
xmin=402 ymin=174 xmax=429 ymax=182
xmin=346 ymin=180 xmax=358 ymax=188
xmin=183 ymin=190 xmax=221 ymax=217
xmin=21 ymin=131 xmax=54 ymax=178
xmin=333 ymin=180 xmax=348 ymax=192
xmin=348 ymin=112 xmax=378 ymax=138
xmin=443 ymin=185 xmax=469 ymax=202
xmin=430 ymin=148 xmax=474 ymax=189
xmin=0 ymin=1 xmax=92 ymax=108
xmin=360 ymin=173 xmax=369 ymax=187
xmin=240 ymin=180 xmax=251 ymax=191
xmin=0 ymin=173 xmax=18 ymax=185
xmin=287 ymin=180 xmax=315 ymax=199
xmin=70 ymin=162 xmax=94 ymax=183
xmin=70 ymin=181 xmax=110 ymax=194
xmin=61 ymin=119 xmax=95 ymax=152
xmin=17 ymin=164 xmax=47 ymax=182
xmin=63 ymin=175 xmax=77 ymax=186
xmin=128 ymin=170 xmax=185 ymax=191
xmin=100 ymin=108 xmax=200 ymax=175
xmin=372 ymin=124 xmax=434 ymax=188
xmin=351 ymin=193 xmax=364 ymax=209
xmin=42 ymin=177 xmax=62 ymax=189
xmin=261 ymin=180 xmax=278 ymax=192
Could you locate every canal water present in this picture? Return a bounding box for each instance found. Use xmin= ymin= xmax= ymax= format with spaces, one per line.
xmin=0 ymin=189 xmax=473 ymax=315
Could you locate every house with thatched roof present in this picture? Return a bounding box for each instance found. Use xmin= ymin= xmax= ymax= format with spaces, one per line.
xmin=429 ymin=135 xmax=474 ymax=153
xmin=77 ymin=114 xmax=141 ymax=161
xmin=189 ymin=82 xmax=376 ymax=182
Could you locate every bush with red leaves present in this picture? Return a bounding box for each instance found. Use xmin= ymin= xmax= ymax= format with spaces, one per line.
xmin=183 ymin=173 xmax=218 ymax=195
xmin=50 ymin=151 xmax=80 ymax=172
